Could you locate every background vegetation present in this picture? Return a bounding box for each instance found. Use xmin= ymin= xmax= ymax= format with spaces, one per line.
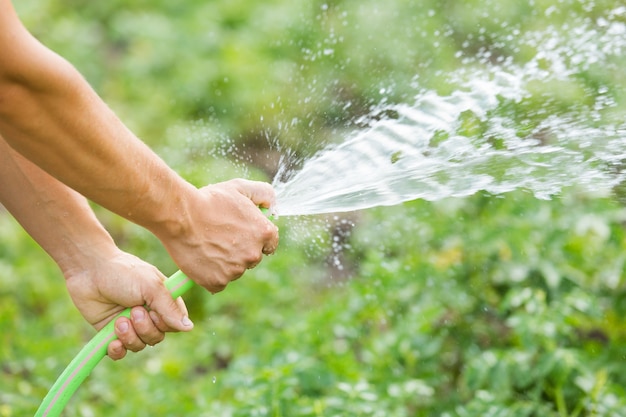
xmin=2 ymin=0 xmax=626 ymax=415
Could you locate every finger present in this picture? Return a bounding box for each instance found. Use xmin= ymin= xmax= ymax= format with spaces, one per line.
xmin=247 ymin=259 xmax=261 ymax=270
xmin=114 ymin=316 xmax=146 ymax=353
xmin=175 ymin=296 xmax=189 ymax=318
xmin=107 ymin=340 xmax=127 ymax=361
xmin=231 ymin=179 xmax=276 ymax=208
xmin=144 ymin=280 xmax=194 ymax=332
xmin=261 ymin=220 xmax=280 ymax=255
xmin=130 ymin=306 xmax=165 ymax=346
xmin=148 ymin=296 xmax=188 ymax=333
xmin=221 ymin=179 xmax=280 ymax=253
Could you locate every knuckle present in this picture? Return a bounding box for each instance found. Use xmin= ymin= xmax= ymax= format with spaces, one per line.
xmin=108 ymin=342 xmax=126 ymax=360
xmin=231 ymin=264 xmax=247 ymax=278
xmin=110 ymin=350 xmax=126 ymax=361
xmin=148 ymin=333 xmax=165 ymax=346
xmin=246 ymin=251 xmax=263 ymax=265
xmin=206 ymin=277 xmax=228 ymax=293
xmin=209 ymin=283 xmax=226 ymax=294
xmin=218 ymin=272 xmax=234 ymax=285
xmin=263 ymin=223 xmax=278 ymax=239
xmin=128 ymin=341 xmax=146 ymax=353
xmin=147 ymin=274 xmax=166 ymax=289
xmin=230 ymin=178 xmax=245 ymax=187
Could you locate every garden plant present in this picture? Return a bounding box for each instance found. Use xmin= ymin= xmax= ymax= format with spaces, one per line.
xmin=2 ymin=0 xmax=626 ymax=416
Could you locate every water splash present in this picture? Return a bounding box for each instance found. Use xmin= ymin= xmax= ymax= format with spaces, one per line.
xmin=273 ymin=9 xmax=626 ymax=217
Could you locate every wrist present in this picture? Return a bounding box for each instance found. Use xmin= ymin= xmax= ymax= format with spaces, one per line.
xmin=139 ymin=176 xmax=198 ymax=243
xmin=55 ymin=231 xmax=119 ymax=279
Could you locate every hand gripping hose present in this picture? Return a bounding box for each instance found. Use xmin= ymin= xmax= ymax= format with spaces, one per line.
xmin=35 ymin=270 xmax=196 ymax=417
xmin=36 ymin=208 xmax=273 ymax=416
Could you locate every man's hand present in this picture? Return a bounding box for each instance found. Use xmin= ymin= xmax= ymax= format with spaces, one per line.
xmin=0 ymin=137 xmax=193 ymax=360
xmin=63 ymin=249 xmax=192 ymax=360
xmin=0 ymin=3 xmax=279 ymax=358
xmin=155 ymin=179 xmax=280 ymax=293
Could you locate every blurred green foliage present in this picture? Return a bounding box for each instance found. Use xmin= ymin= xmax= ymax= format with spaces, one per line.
xmin=3 ymin=0 xmax=626 ymax=416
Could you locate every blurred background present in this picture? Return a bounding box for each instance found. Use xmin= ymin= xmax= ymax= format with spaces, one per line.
xmin=2 ymin=0 xmax=626 ymax=415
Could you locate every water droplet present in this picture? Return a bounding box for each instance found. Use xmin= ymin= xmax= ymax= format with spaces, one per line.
xmin=272 ymin=7 xmax=626 ymax=218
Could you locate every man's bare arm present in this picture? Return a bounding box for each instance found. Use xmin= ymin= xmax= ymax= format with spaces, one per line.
xmin=0 ymin=0 xmax=194 ymax=232
xmin=0 ymin=136 xmax=192 ymax=360
xmin=0 ymin=0 xmax=279 ymax=291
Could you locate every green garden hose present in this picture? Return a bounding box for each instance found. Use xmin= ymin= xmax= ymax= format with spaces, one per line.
xmin=35 ymin=269 xmax=196 ymax=416
xmin=36 ymin=208 xmax=273 ymax=416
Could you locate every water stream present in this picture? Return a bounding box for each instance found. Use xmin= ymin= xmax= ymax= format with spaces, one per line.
xmin=272 ymin=8 xmax=626 ymax=217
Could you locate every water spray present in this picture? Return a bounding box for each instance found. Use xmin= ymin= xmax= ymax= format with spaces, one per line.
xmin=34 ymin=8 xmax=626 ymax=413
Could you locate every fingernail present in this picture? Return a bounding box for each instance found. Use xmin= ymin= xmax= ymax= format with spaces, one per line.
xmin=116 ymin=321 xmax=129 ymax=333
xmin=132 ymin=309 xmax=145 ymax=323
xmin=182 ymin=315 xmax=194 ymax=328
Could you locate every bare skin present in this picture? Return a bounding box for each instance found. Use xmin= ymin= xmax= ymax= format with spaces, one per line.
xmin=0 ymin=1 xmax=279 ymax=358
xmin=0 ymin=138 xmax=191 ymax=359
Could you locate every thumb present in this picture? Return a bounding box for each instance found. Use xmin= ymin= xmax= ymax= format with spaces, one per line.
xmin=230 ymin=179 xmax=276 ymax=208
xmin=145 ymin=282 xmax=194 ymax=332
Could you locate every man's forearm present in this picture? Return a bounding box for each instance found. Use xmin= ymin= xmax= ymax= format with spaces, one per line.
xmin=0 ymin=0 xmax=279 ymax=294
xmin=0 ymin=136 xmax=194 ymax=351
xmin=0 ymin=136 xmax=119 ymax=273
xmin=0 ymin=1 xmax=193 ymax=238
